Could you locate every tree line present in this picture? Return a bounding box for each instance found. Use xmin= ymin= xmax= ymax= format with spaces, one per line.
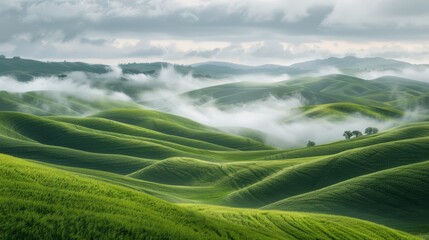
xmin=307 ymin=127 xmax=379 ymax=147
xmin=343 ymin=127 xmax=379 ymax=140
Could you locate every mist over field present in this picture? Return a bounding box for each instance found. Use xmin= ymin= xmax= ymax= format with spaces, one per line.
xmin=0 ymin=75 xmax=131 ymax=101
xmin=357 ymin=68 xmax=429 ymax=82
xmin=122 ymin=67 xmax=426 ymax=147
xmin=2 ymin=1 xmax=429 ymax=239
xmin=1 ymin=64 xmax=427 ymax=147
xmin=151 ymin=95 xmax=397 ymax=148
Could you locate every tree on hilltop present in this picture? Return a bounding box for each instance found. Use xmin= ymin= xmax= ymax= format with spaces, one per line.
xmin=307 ymin=140 xmax=316 ymax=147
xmin=352 ymin=130 xmax=363 ymax=138
xmin=343 ymin=130 xmax=353 ymax=139
xmin=365 ymin=127 xmax=379 ymax=135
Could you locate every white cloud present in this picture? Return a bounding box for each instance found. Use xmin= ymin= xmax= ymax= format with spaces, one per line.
xmin=322 ymin=0 xmax=429 ymax=28
xmin=112 ymin=38 xmax=140 ymax=49
xmin=190 ymin=0 xmax=334 ymax=23
xmin=130 ymin=65 xmax=290 ymax=101
xmin=23 ymin=0 xmax=102 ymax=22
xmin=2 ymin=0 xmax=429 ymax=64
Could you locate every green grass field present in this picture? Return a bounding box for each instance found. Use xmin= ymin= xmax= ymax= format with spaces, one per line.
xmin=0 ymin=91 xmax=141 ymax=116
xmin=1 ymin=63 xmax=429 ymax=239
xmin=264 ymin=160 xmax=429 ymax=236
xmin=0 ymin=107 xmax=428 ymax=239
xmin=180 ymin=74 xmax=429 ymax=119
xmin=0 ymin=154 xmax=419 ymax=240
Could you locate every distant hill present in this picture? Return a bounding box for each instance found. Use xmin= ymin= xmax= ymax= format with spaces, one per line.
xmin=180 ymin=74 xmax=429 ymax=114
xmin=191 ymin=61 xmax=254 ymax=70
xmin=121 ymin=61 xmax=298 ymax=77
xmin=290 ymin=56 xmax=421 ymax=75
xmin=121 ymin=56 xmax=429 ymax=78
xmin=1 ymin=56 xmax=428 ymax=80
xmin=0 ymin=57 xmax=109 ymax=80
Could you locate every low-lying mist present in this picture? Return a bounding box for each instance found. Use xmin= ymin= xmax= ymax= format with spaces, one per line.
xmin=356 ymin=68 xmax=429 ymax=82
xmin=126 ymin=66 xmax=291 ymax=101
xmin=150 ymin=95 xmax=417 ymax=148
xmin=133 ymin=67 xmax=425 ymax=148
xmin=0 ymin=73 xmax=130 ymax=102
xmin=0 ymin=65 xmax=425 ymax=148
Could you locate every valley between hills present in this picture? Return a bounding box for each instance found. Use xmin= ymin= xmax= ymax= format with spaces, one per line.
xmin=0 ymin=56 xmax=428 ymax=239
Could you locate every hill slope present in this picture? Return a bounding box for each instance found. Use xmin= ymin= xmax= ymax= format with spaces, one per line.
xmin=264 ymin=160 xmax=429 ymax=235
xmin=0 ymin=154 xmax=418 ymax=240
xmin=181 ymin=74 xmax=429 ymax=115
xmin=0 ymin=109 xmax=428 ymax=238
xmin=0 ymin=91 xmax=140 ymax=116
xmin=224 ymin=137 xmax=429 ymax=208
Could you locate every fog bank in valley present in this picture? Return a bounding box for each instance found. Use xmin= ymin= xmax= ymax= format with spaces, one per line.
xmin=137 ymin=68 xmax=420 ymax=148
xmin=0 ymin=65 xmax=425 ymax=148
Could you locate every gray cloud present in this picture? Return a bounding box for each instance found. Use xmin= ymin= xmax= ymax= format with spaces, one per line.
xmin=1 ymin=0 xmax=429 ymax=64
xmin=80 ymin=37 xmax=109 ymax=46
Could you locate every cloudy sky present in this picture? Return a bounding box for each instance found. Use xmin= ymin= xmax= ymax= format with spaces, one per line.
xmin=1 ymin=0 xmax=429 ymax=65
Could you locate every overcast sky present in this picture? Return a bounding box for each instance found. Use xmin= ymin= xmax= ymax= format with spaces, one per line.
xmin=1 ymin=0 xmax=429 ymax=65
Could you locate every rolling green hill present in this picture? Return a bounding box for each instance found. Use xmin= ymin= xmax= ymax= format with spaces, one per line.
xmin=0 ymin=91 xmax=140 ymax=116
xmin=300 ymin=102 xmax=404 ymax=120
xmin=224 ymin=136 xmax=429 ymax=207
xmin=92 ymin=109 xmax=272 ymax=150
xmin=179 ymin=74 xmax=429 ymax=120
xmin=0 ymin=108 xmax=427 ymax=238
xmin=1 ymin=57 xmax=429 ymax=239
xmin=0 ymin=110 xmax=272 ymax=168
xmin=264 ymin=160 xmax=429 ymax=235
xmin=0 ymin=154 xmax=418 ymax=240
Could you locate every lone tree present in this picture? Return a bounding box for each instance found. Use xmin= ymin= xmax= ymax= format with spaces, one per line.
xmin=365 ymin=127 xmax=379 ymax=135
xmin=352 ymin=130 xmax=363 ymax=138
xmin=343 ymin=130 xmax=353 ymax=139
xmin=307 ymin=140 xmax=316 ymax=147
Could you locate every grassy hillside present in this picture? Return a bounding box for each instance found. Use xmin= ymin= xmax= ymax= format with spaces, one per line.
xmin=262 ymin=122 xmax=429 ymax=160
xmin=185 ymin=205 xmax=418 ymax=240
xmin=0 ymin=154 xmax=418 ymax=240
xmin=0 ymin=91 xmax=140 ymax=116
xmin=128 ymin=157 xmax=236 ymax=186
xmin=0 ymin=110 xmax=273 ymax=165
xmin=0 ymin=109 xmax=428 ymax=238
xmin=1 ymin=57 xmax=428 ymax=239
xmin=50 ymin=116 xmax=237 ymax=151
xmin=300 ymin=102 xmax=403 ymax=120
xmin=92 ymin=109 xmax=272 ymax=150
xmin=224 ymin=136 xmax=429 ymax=207
xmin=180 ymin=74 xmax=429 ymax=120
xmin=264 ymin=160 xmax=429 ymax=236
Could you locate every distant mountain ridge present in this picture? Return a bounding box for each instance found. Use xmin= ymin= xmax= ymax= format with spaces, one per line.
xmin=2 ymin=55 xmax=428 ymax=80
xmin=0 ymin=57 xmax=109 ymax=81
